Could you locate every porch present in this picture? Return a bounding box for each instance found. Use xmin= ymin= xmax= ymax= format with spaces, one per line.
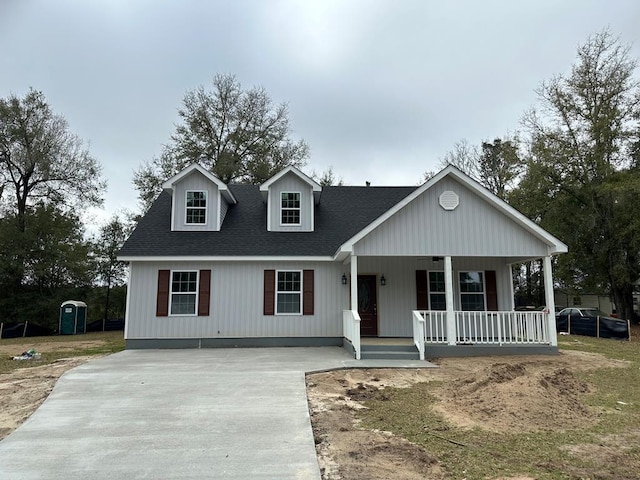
xmin=340 ymin=254 xmax=559 ymax=360
xmin=343 ymin=308 xmax=556 ymax=360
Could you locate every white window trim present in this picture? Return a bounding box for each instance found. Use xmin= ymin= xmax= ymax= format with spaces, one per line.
xmin=275 ymin=269 xmax=303 ymax=315
xmin=428 ymin=270 xmax=446 ymax=311
xmin=169 ymin=269 xmax=199 ymax=316
xmin=184 ymin=190 xmax=208 ymax=226
xmin=280 ymin=191 xmax=301 ymax=226
xmin=457 ymin=270 xmax=487 ymax=312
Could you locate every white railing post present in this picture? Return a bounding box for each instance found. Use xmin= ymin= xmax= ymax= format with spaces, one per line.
xmin=412 ymin=311 xmax=426 ymax=360
xmin=343 ymin=309 xmax=361 ymax=360
xmin=543 ymin=256 xmax=558 ymax=347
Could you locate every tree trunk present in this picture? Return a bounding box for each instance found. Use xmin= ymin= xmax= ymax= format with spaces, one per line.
xmin=611 ymin=284 xmax=637 ymax=322
xmin=103 ymin=273 xmax=112 ymax=331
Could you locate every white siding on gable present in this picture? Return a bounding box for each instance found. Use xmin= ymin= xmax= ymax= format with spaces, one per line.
xmin=171 ymin=171 xmax=219 ymax=231
xmin=353 ymin=176 xmax=550 ymax=258
xmin=268 ymin=172 xmax=314 ymax=231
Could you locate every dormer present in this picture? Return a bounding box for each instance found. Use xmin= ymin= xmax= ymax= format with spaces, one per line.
xmin=260 ymin=166 xmax=321 ymax=232
xmin=162 ymin=163 xmax=237 ymax=231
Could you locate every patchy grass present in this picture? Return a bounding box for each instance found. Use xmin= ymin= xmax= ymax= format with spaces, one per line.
xmin=0 ymin=331 xmax=125 ymax=374
xmin=359 ymin=325 xmax=640 ymax=480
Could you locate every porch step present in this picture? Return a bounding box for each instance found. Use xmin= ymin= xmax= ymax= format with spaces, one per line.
xmin=360 ymin=344 xmax=421 ymax=360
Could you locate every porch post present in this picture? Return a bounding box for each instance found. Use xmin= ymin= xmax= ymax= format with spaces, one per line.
xmin=543 ymin=255 xmax=558 ymax=346
xmin=444 ymin=255 xmax=456 ymax=346
xmin=350 ymin=255 xmax=358 ymax=312
xmin=507 ymin=263 xmax=515 ymax=310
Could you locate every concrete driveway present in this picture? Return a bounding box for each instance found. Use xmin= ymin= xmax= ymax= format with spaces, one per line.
xmin=0 ymin=347 xmax=431 ymax=479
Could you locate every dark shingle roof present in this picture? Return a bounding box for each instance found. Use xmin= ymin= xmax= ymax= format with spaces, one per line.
xmin=119 ymin=184 xmax=417 ymax=257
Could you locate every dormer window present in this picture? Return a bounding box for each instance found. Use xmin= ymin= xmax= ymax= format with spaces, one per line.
xmin=281 ymin=192 xmax=301 ymax=225
xmin=186 ymin=191 xmax=207 ymax=224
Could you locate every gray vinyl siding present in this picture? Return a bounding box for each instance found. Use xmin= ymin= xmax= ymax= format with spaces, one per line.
xmin=357 ymin=257 xmax=514 ymax=337
xmin=171 ymin=171 xmax=219 ymax=231
xmin=353 ymin=176 xmax=550 ymax=257
xmin=268 ymin=172 xmax=314 ymax=231
xmin=125 ymin=261 xmax=346 ymax=340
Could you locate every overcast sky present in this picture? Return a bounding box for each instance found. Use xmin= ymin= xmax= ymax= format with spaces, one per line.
xmin=2 ymin=0 xmax=640 ymax=228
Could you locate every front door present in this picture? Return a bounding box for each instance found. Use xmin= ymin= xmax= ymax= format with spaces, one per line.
xmin=357 ymin=275 xmax=378 ymax=336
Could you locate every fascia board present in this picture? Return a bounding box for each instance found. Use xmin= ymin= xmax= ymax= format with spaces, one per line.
xmin=117 ymin=255 xmax=336 ymax=262
xmin=162 ymin=163 xmax=237 ymax=204
xmin=259 ymin=166 xmax=322 ymax=192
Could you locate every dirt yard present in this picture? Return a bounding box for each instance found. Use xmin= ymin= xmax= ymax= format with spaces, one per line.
xmin=306 ymin=349 xmax=631 ymax=480
xmin=0 ymin=335 xmax=637 ymax=479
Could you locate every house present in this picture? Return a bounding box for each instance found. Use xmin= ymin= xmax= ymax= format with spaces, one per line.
xmin=118 ymin=163 xmax=567 ymax=359
xmin=554 ymin=290 xmax=640 ymax=317
xmin=555 ymin=291 xmax=614 ymax=315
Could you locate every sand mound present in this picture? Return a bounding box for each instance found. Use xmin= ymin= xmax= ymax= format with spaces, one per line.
xmin=435 ymin=362 xmax=594 ymax=432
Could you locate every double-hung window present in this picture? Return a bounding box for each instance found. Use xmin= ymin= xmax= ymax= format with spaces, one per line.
xmin=170 ymin=271 xmax=198 ymax=315
xmin=280 ymin=192 xmax=301 ymax=225
xmin=459 ymin=271 xmax=485 ymax=311
xmin=428 ymin=271 xmax=446 ymax=310
xmin=276 ymin=270 xmax=302 ymax=314
xmin=186 ymin=191 xmax=207 ymax=224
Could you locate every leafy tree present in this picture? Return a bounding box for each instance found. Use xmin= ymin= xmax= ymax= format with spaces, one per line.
xmin=0 ymin=89 xmax=104 ymax=292
xmin=0 ymin=205 xmax=94 ymax=328
xmin=93 ymin=213 xmax=132 ymax=324
xmin=134 ymin=74 xmax=309 ymax=209
xmin=516 ymin=29 xmax=640 ymax=320
xmin=436 ymin=136 xmax=523 ymax=200
xmin=478 ymin=138 xmax=523 ymax=199
xmin=0 ymin=89 xmax=105 ymax=232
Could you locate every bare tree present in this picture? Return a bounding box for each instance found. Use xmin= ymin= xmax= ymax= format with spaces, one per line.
xmin=437 ymin=138 xmax=480 ymax=178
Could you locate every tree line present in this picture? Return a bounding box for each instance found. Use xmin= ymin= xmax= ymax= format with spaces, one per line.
xmin=0 ymin=89 xmax=130 ymax=329
xmin=0 ymin=76 xmax=315 ymax=330
xmin=1 ymin=29 xmax=638 ymax=330
xmin=434 ymin=30 xmax=640 ymax=321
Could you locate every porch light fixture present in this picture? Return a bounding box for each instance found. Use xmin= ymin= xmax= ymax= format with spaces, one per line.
xmin=380 ymin=275 xmax=386 ymax=286
xmin=341 ymin=273 xmax=347 ymax=285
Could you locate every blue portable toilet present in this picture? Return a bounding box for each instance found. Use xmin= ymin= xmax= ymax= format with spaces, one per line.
xmin=59 ymin=301 xmax=87 ymax=335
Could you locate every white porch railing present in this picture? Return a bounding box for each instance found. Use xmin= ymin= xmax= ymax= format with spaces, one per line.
xmin=412 ymin=311 xmax=426 ymax=360
xmin=413 ymin=310 xmax=551 ymax=346
xmin=343 ymin=309 xmax=361 ymax=360
xmin=414 ymin=310 xmax=448 ymax=343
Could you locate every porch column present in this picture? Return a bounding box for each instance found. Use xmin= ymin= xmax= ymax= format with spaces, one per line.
xmin=444 ymin=255 xmax=456 ymax=346
xmin=507 ymin=263 xmax=516 ymax=310
xmin=350 ymin=255 xmax=358 ymax=312
xmin=543 ymin=255 xmax=558 ymax=346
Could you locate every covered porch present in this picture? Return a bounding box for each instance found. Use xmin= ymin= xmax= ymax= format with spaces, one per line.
xmin=334 ymin=165 xmax=567 ymax=360
xmin=341 ymin=254 xmax=558 ymax=360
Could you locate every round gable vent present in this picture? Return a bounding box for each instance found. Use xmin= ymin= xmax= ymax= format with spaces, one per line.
xmin=439 ymin=191 xmax=459 ymax=211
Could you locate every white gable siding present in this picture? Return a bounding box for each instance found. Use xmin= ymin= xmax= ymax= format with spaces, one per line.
xmin=171 ymin=171 xmax=220 ymax=231
xmin=353 ymin=176 xmax=550 ymax=257
xmin=268 ymin=172 xmax=314 ymax=231
xmin=125 ymin=261 xmax=346 ymax=340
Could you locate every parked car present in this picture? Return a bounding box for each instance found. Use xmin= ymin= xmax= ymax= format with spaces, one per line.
xmin=556 ymin=307 xmax=629 ymax=340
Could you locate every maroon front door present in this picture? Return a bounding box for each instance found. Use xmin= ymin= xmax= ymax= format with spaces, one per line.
xmin=357 ymin=275 xmax=378 ymax=336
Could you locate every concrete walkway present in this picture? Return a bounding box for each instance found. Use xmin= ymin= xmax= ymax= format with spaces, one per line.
xmin=0 ymin=347 xmax=434 ymax=479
